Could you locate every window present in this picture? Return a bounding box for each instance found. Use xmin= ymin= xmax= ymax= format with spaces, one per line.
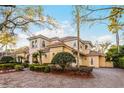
xmin=42 ymin=40 xmax=45 ymax=47
xmin=53 ymin=53 xmax=55 ymax=56
xmin=80 ymin=45 xmax=82 ymax=49
xmin=91 ymin=58 xmax=93 ymax=65
xmin=45 ymin=54 xmax=47 ymax=58
xmin=35 ymin=40 xmax=37 ymax=48
xmin=32 ymin=41 xmax=34 ymax=48
xmin=73 ymin=42 xmax=76 ymax=47
xmin=85 ymin=45 xmax=88 ymax=49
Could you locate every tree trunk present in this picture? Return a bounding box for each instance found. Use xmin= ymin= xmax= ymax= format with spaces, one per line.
xmin=5 ymin=45 xmax=7 ymax=56
xmin=116 ymin=32 xmax=120 ymax=53
xmin=40 ymin=55 xmax=42 ymax=64
xmin=76 ymin=7 xmax=80 ymax=68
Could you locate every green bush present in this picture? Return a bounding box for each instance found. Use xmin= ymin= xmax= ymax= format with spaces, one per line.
xmin=1 ymin=56 xmax=14 ymax=63
xmin=29 ymin=64 xmax=45 ymax=72
xmin=14 ymin=65 xmax=24 ymax=71
xmin=33 ymin=66 xmax=45 ymax=72
xmin=51 ymin=52 xmax=76 ymax=71
xmin=0 ymin=63 xmax=15 ymax=70
xmin=29 ymin=65 xmax=34 ymax=71
xmin=79 ymin=66 xmax=93 ymax=73
xmin=119 ymin=57 xmax=124 ymax=69
xmin=22 ymin=63 xmax=29 ymax=68
xmin=44 ymin=66 xmax=50 ymax=73
xmin=29 ymin=64 xmax=38 ymax=71
xmin=29 ymin=64 xmax=51 ymax=73
xmin=24 ymin=60 xmax=29 ymax=63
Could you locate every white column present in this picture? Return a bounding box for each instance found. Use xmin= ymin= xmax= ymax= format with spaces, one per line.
xmin=29 ymin=54 xmax=33 ymax=64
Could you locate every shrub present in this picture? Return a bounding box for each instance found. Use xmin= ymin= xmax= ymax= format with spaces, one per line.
xmin=1 ymin=56 xmax=14 ymax=63
xmin=0 ymin=63 xmax=15 ymax=70
xmin=24 ymin=60 xmax=29 ymax=63
xmin=33 ymin=66 xmax=45 ymax=72
xmin=14 ymin=65 xmax=24 ymax=71
xmin=42 ymin=63 xmax=51 ymax=66
xmin=33 ymin=61 xmax=39 ymax=64
xmin=22 ymin=63 xmax=29 ymax=68
xmin=29 ymin=64 xmax=38 ymax=71
xmin=44 ymin=66 xmax=50 ymax=73
xmin=29 ymin=65 xmax=34 ymax=71
xmin=119 ymin=57 xmax=124 ymax=69
xmin=79 ymin=66 xmax=93 ymax=73
xmin=29 ymin=64 xmax=45 ymax=72
xmin=51 ymin=52 xmax=76 ymax=71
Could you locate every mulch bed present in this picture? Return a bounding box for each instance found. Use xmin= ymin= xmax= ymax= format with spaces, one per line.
xmin=50 ymin=71 xmax=94 ymax=79
xmin=0 ymin=69 xmax=16 ymax=74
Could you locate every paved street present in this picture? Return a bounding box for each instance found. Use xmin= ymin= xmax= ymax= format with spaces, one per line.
xmin=0 ymin=68 xmax=124 ymax=88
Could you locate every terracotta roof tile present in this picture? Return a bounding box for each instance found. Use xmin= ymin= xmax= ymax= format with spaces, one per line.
xmin=87 ymin=51 xmax=105 ymax=56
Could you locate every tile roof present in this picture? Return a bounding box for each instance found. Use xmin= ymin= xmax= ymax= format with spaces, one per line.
xmin=87 ymin=51 xmax=105 ymax=56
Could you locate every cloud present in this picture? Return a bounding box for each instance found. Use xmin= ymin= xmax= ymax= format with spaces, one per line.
xmin=35 ymin=28 xmax=65 ymax=38
xmin=18 ymin=33 xmax=29 ymax=39
xmin=34 ymin=20 xmax=75 ymax=38
xmin=97 ymin=35 xmax=113 ymax=43
xmin=15 ymin=20 xmax=75 ymax=48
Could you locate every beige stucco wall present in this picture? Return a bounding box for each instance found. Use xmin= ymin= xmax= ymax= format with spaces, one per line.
xmin=64 ymin=40 xmax=91 ymax=55
xmin=81 ymin=56 xmax=89 ymax=66
xmin=105 ymin=61 xmax=113 ymax=68
xmin=99 ymin=56 xmax=106 ymax=67
xmin=28 ymin=37 xmax=112 ymax=68
xmin=88 ymin=56 xmax=99 ymax=68
xmin=29 ymin=38 xmax=50 ymax=64
xmin=16 ymin=53 xmax=26 ymax=63
xmin=99 ymin=56 xmax=113 ymax=68
xmin=42 ymin=52 xmax=50 ymax=63
xmin=48 ymin=46 xmax=64 ymax=63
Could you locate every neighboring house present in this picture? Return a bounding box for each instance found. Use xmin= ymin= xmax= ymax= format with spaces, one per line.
xmin=27 ymin=34 xmax=113 ymax=68
xmin=15 ymin=46 xmax=29 ymax=63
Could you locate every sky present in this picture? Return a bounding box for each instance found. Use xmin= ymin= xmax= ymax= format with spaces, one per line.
xmin=15 ymin=5 xmax=124 ymax=48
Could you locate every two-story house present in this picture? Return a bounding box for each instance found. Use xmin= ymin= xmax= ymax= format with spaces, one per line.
xmin=28 ymin=34 xmax=113 ymax=68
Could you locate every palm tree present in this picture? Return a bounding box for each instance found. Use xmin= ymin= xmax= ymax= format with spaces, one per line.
xmin=38 ymin=50 xmax=45 ymax=64
xmin=108 ymin=8 xmax=123 ymax=53
xmin=32 ymin=52 xmax=39 ymax=64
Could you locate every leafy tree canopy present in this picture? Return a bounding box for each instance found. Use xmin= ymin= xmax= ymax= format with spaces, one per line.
xmin=52 ymin=52 xmax=76 ymax=64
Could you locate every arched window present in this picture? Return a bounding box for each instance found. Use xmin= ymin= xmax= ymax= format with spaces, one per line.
xmin=53 ymin=53 xmax=55 ymax=56
xmin=91 ymin=58 xmax=93 ymax=65
xmin=32 ymin=41 xmax=34 ymax=48
xmin=35 ymin=40 xmax=37 ymax=48
xmin=80 ymin=45 xmax=82 ymax=49
xmin=73 ymin=42 xmax=76 ymax=47
xmin=42 ymin=40 xmax=45 ymax=47
xmin=45 ymin=54 xmax=47 ymax=58
xmin=85 ymin=45 xmax=88 ymax=49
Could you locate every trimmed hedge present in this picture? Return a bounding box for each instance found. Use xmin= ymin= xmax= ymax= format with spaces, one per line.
xmin=22 ymin=63 xmax=29 ymax=68
xmin=33 ymin=66 xmax=45 ymax=72
xmin=44 ymin=66 xmax=50 ymax=73
xmin=29 ymin=64 xmax=39 ymax=71
xmin=29 ymin=64 xmax=50 ymax=73
xmin=79 ymin=66 xmax=93 ymax=73
xmin=15 ymin=65 xmax=24 ymax=71
xmin=0 ymin=63 xmax=15 ymax=70
xmin=119 ymin=57 xmax=124 ymax=69
xmin=0 ymin=56 xmax=14 ymax=63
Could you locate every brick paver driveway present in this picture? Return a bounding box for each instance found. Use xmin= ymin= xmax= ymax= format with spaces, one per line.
xmin=0 ymin=68 xmax=124 ymax=88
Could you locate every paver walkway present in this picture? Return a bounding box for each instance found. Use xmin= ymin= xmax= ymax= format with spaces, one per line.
xmin=0 ymin=68 xmax=124 ymax=88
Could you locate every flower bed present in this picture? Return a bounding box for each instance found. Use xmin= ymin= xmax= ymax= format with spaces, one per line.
xmin=29 ymin=64 xmax=93 ymax=78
